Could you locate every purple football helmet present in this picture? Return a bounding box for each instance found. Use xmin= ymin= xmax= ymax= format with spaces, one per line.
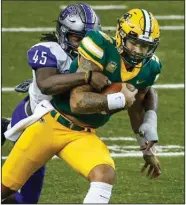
xmin=56 ymin=3 xmax=102 ymax=59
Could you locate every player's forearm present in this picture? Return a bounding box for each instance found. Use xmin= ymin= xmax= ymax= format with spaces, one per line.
xmin=70 ymin=91 xmax=110 ymax=114
xmin=128 ymin=87 xmax=158 ymax=133
xmin=143 ymin=87 xmax=158 ymax=112
xmin=38 ymin=73 xmax=86 ymax=95
xmin=70 ymin=85 xmax=126 ymax=114
xmin=128 ymin=100 xmax=145 ymax=133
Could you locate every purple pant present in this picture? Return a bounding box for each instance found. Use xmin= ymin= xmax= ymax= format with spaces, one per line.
xmin=11 ymin=96 xmax=29 ymax=127
xmin=11 ymin=96 xmax=46 ymax=204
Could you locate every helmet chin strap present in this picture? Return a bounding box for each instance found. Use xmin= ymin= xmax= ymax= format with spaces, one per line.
xmin=119 ymin=34 xmax=157 ymax=69
xmin=66 ymin=45 xmax=79 ymax=59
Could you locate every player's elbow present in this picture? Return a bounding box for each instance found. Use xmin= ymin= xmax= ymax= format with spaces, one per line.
xmin=37 ymin=81 xmax=51 ymax=95
xmin=40 ymin=87 xmax=51 ymax=95
xmin=70 ymin=94 xmax=83 ymax=114
xmin=70 ymin=100 xmax=81 ymax=114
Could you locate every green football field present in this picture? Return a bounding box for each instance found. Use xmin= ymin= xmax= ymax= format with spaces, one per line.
xmin=2 ymin=1 xmax=185 ymax=204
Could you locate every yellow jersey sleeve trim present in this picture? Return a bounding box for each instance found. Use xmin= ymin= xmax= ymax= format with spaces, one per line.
xmin=81 ymin=37 xmax=103 ymax=59
xmin=78 ymin=55 xmax=80 ymax=66
xmin=78 ymin=47 xmax=104 ymax=70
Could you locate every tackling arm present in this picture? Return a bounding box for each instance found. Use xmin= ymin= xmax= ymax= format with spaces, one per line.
xmin=28 ymin=42 xmax=110 ymax=95
xmin=70 ymin=56 xmax=137 ymax=114
xmin=35 ymin=67 xmax=87 ymax=95
xmin=70 ymin=56 xmax=110 ymax=114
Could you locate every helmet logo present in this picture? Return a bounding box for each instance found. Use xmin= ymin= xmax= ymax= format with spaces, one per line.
xmin=123 ymin=13 xmax=132 ymax=21
xmin=60 ymin=5 xmax=77 ymax=20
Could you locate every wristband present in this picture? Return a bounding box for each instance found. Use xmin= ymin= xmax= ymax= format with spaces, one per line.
xmin=84 ymin=71 xmax=89 ymax=84
xmin=87 ymin=71 xmax=92 ymax=84
xmin=107 ymin=92 xmax=125 ymax=110
xmin=85 ymin=70 xmax=92 ymax=84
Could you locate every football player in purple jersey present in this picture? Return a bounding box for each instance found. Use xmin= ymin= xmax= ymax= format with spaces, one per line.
xmin=2 ymin=4 xmax=110 ymax=203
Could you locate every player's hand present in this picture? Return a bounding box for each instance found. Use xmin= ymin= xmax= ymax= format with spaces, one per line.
xmin=141 ymin=154 xmax=161 ymax=179
xmin=15 ymin=79 xmax=33 ymax=93
xmin=91 ymin=72 xmax=111 ymax=92
xmin=120 ymin=83 xmax=138 ymax=108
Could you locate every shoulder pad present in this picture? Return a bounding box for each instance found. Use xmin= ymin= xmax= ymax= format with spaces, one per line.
xmin=80 ymin=30 xmax=104 ymax=59
xmin=27 ymin=42 xmax=68 ymax=69
xmin=98 ymin=31 xmax=114 ymax=44
xmin=149 ymin=54 xmax=162 ymax=74
xmin=146 ymin=54 xmax=162 ymax=84
xmin=77 ymin=30 xmax=107 ymax=70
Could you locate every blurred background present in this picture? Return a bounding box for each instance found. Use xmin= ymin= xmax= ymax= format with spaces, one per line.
xmin=2 ymin=1 xmax=184 ymax=203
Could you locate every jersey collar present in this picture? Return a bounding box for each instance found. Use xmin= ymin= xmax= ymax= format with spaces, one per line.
xmin=120 ymin=58 xmax=142 ymax=81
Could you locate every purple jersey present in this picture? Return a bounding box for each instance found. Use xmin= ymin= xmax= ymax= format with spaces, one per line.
xmin=27 ymin=42 xmax=72 ymax=112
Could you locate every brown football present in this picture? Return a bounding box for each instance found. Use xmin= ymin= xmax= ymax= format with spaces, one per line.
xmin=102 ymin=83 xmax=135 ymax=94
xmin=101 ymin=83 xmax=122 ymax=94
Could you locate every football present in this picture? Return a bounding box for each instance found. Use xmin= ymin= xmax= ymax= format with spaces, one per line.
xmin=102 ymin=83 xmax=122 ymax=94
xmin=102 ymin=82 xmax=135 ymax=94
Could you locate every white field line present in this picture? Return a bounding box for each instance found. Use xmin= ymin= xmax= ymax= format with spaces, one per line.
xmin=111 ymin=152 xmax=184 ymax=157
xmin=2 ymin=143 xmax=184 ymax=159
xmin=2 ymin=152 xmax=184 ymax=159
xmin=60 ymin=4 xmax=184 ymax=21
xmin=103 ymin=26 xmax=184 ymax=31
xmin=60 ymin=4 xmax=184 ymax=22
xmin=108 ymin=145 xmax=184 ymax=149
xmin=2 ymin=84 xmax=184 ymax=92
xmin=60 ymin=5 xmax=128 ymax=10
xmin=108 ymin=145 xmax=184 ymax=154
xmin=2 ymin=26 xmax=184 ymax=32
xmin=59 ymin=5 xmax=184 ymax=20
xmin=2 ymin=87 xmax=15 ymax=92
xmin=156 ymin=15 xmax=184 ymax=20
xmin=153 ymin=84 xmax=184 ymax=89
xmin=101 ymin=137 xmax=136 ymax=141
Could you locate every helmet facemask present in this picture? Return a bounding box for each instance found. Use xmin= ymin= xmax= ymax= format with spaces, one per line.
xmin=56 ymin=22 xmax=85 ymax=59
xmin=116 ymin=9 xmax=160 ymax=68
xmin=117 ymin=28 xmax=159 ymax=67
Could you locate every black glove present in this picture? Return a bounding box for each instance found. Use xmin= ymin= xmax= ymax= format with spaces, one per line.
xmin=14 ymin=79 xmax=33 ymax=93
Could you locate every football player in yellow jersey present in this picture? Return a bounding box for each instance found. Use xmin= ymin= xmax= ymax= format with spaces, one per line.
xmin=2 ymin=9 xmax=161 ymax=203
xmin=115 ymin=9 xmax=162 ymax=175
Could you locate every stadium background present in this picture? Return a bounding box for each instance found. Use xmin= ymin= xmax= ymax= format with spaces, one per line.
xmin=1 ymin=1 xmax=184 ymax=203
